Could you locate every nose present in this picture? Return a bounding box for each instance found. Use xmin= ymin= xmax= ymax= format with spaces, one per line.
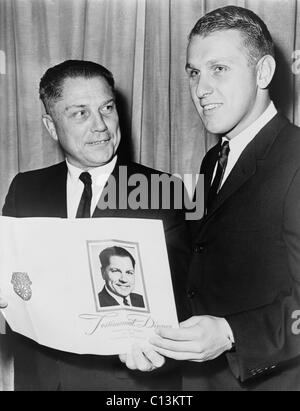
xmin=195 ymin=74 xmax=213 ymax=99
xmin=119 ymin=271 xmax=128 ymax=283
xmin=91 ymin=112 xmax=107 ymax=133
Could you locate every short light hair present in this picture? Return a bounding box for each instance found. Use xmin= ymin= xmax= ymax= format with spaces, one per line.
xmin=189 ymin=5 xmax=275 ymax=65
xmin=39 ymin=59 xmax=115 ymax=114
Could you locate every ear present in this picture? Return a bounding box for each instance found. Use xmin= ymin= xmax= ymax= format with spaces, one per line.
xmin=101 ymin=268 xmax=105 ymax=281
xmin=42 ymin=114 xmax=58 ymax=141
xmin=256 ymin=55 xmax=276 ymax=89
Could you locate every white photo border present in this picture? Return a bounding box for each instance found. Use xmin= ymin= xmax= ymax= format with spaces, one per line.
xmin=86 ymin=239 xmax=150 ymax=314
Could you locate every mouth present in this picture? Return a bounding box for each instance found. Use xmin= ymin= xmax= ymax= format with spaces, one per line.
xmin=86 ymin=137 xmax=111 ymax=146
xmin=116 ymin=284 xmax=130 ymax=290
xmin=201 ymin=103 xmax=223 ymax=114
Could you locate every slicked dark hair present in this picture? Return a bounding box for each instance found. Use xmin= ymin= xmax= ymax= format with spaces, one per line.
xmin=39 ymin=59 xmax=115 ymax=114
xmin=189 ymin=6 xmax=275 ymax=65
xmin=99 ymin=246 xmax=136 ymax=271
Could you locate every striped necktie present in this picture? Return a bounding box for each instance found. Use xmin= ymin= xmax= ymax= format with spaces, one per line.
xmin=123 ymin=297 xmax=130 ymax=306
xmin=206 ymin=140 xmax=230 ymax=212
xmin=76 ymin=172 xmax=92 ymax=218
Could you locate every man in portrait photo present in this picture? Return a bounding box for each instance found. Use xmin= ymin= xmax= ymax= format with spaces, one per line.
xmin=98 ymin=246 xmax=145 ymax=309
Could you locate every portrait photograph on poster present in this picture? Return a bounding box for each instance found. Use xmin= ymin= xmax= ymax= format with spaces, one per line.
xmin=0 ymin=216 xmax=179 ymax=357
xmin=87 ymin=240 xmax=149 ymax=313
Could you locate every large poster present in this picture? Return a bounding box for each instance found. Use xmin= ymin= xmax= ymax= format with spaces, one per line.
xmin=0 ymin=216 xmax=178 ymax=355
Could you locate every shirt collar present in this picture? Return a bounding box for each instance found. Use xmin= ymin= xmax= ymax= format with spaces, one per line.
xmin=222 ymin=101 xmax=277 ymax=151
xmin=66 ymin=155 xmax=118 ymax=187
xmin=105 ymin=285 xmax=130 ymax=306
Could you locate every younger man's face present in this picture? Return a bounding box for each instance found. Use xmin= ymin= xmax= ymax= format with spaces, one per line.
xmin=186 ymin=29 xmax=260 ymax=139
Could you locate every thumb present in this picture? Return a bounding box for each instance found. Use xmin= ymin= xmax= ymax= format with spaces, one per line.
xmin=0 ymin=300 xmax=8 ymax=309
xmin=119 ymin=354 xmax=127 ymax=363
xmin=180 ymin=316 xmax=200 ymax=328
xmin=0 ymin=290 xmax=8 ymax=309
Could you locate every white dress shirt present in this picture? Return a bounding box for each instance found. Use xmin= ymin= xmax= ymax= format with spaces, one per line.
xmin=213 ymin=102 xmax=277 ymax=187
xmin=105 ymin=286 xmax=132 ymax=307
xmin=66 ymin=155 xmax=118 ymax=218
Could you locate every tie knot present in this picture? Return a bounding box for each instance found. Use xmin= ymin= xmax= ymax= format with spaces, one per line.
xmin=123 ymin=297 xmax=130 ymax=306
xmin=79 ymin=172 xmax=92 ymax=187
xmin=219 ymin=140 xmax=230 ymax=161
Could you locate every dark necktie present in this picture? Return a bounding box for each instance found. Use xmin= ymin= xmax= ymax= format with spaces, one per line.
xmin=76 ymin=172 xmax=92 ymax=218
xmin=206 ymin=140 xmax=230 ymax=213
xmin=123 ymin=297 xmax=130 ymax=306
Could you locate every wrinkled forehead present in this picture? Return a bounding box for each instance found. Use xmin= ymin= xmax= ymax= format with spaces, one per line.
xmin=107 ymin=255 xmax=134 ymax=269
xmin=60 ymin=75 xmax=115 ymax=101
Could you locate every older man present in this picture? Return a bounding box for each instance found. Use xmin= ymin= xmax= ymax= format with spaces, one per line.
xmin=151 ymin=6 xmax=300 ymax=391
xmin=98 ymin=246 xmax=145 ymax=309
xmin=1 ymin=60 xmax=189 ymax=391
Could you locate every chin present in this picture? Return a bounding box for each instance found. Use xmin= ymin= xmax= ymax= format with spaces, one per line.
xmin=116 ymin=290 xmax=128 ymax=296
xmin=90 ymin=155 xmax=114 ymax=167
xmin=205 ymin=122 xmax=232 ymax=136
xmin=205 ymin=126 xmax=225 ymax=135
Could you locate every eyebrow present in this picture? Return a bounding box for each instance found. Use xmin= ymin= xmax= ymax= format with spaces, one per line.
xmin=206 ymin=59 xmax=234 ymax=65
xmin=65 ymin=98 xmax=115 ymax=112
xmin=186 ymin=59 xmax=234 ymax=71
xmin=65 ymin=104 xmax=86 ymax=112
xmin=110 ymin=266 xmax=134 ymax=271
xmin=185 ymin=63 xmax=196 ymax=71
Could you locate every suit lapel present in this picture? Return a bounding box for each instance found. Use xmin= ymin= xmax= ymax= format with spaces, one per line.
xmin=201 ymin=141 xmax=221 ymax=206
xmin=205 ymin=113 xmax=288 ymax=219
xmin=102 ymin=287 xmax=119 ymax=306
xmin=207 ymin=138 xmax=257 ymax=216
xmin=43 ymin=162 xmax=68 ymax=218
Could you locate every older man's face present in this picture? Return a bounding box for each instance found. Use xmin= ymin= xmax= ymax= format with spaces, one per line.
xmin=44 ymin=76 xmax=121 ymax=169
xmin=102 ymin=256 xmax=135 ymax=298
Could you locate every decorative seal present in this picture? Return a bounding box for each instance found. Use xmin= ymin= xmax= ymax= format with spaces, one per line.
xmin=11 ymin=272 xmax=32 ymax=301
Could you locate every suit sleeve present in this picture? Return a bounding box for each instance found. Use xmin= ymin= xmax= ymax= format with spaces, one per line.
xmin=225 ymin=167 xmax=300 ymax=382
xmin=1 ymin=175 xmax=20 ymax=337
xmin=163 ymin=179 xmax=192 ymax=322
xmin=2 ymin=174 xmax=20 ymax=217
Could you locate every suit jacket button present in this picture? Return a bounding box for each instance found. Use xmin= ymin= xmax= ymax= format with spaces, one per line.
xmin=193 ymin=245 xmax=204 ymax=254
xmin=187 ymin=290 xmax=196 ymax=299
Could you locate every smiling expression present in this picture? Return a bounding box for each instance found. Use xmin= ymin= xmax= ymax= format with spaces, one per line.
xmin=102 ymin=255 xmax=135 ymax=298
xmin=45 ymin=76 xmax=121 ymax=169
xmin=186 ymin=30 xmax=261 ymax=139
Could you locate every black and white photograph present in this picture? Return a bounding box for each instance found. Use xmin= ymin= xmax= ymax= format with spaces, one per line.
xmin=87 ymin=240 xmax=149 ymax=312
xmin=0 ymin=0 xmax=300 ymax=394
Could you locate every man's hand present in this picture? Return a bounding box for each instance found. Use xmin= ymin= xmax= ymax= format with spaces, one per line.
xmin=0 ymin=289 xmax=8 ymax=309
xmin=119 ymin=344 xmax=166 ymax=372
xmin=150 ymin=316 xmax=233 ymax=362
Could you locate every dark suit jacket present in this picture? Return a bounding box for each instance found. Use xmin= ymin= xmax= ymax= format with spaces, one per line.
xmin=98 ymin=287 xmax=145 ymax=308
xmin=2 ymin=158 xmax=190 ymax=391
xmin=185 ymin=114 xmax=300 ymax=391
